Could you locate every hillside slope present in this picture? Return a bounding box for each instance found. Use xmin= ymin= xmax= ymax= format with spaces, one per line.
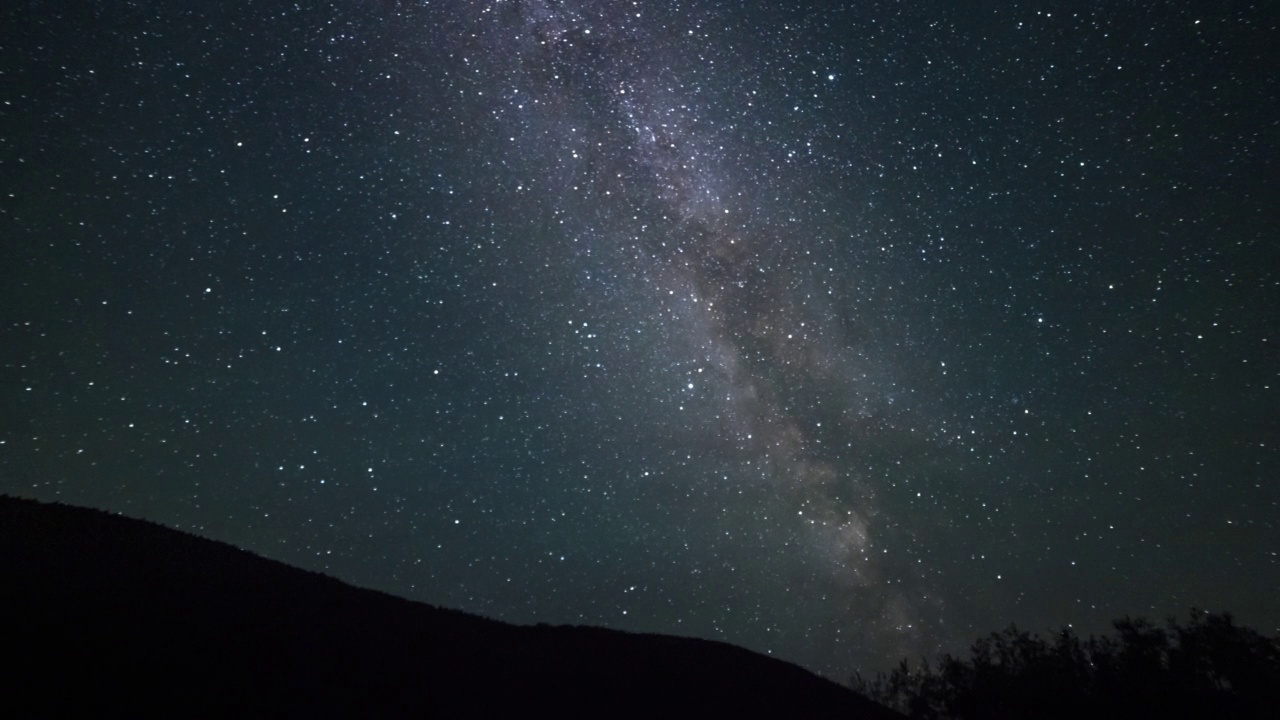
xmin=0 ymin=495 xmax=899 ymax=718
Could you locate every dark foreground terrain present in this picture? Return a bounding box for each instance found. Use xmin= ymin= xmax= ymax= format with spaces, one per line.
xmin=0 ymin=495 xmax=898 ymax=718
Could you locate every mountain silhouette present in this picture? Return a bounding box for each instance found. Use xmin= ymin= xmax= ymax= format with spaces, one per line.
xmin=0 ymin=495 xmax=900 ymax=718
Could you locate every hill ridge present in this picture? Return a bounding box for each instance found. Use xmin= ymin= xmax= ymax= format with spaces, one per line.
xmin=0 ymin=494 xmax=899 ymax=718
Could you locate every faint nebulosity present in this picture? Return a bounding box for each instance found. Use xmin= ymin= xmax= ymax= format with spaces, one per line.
xmin=1 ymin=0 xmax=1275 ymax=679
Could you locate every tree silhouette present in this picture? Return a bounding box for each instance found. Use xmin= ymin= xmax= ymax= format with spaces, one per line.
xmin=851 ymin=609 xmax=1280 ymax=719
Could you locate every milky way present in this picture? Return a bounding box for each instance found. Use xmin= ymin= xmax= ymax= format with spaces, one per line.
xmin=2 ymin=0 xmax=1274 ymax=680
xmin=472 ymin=0 xmax=928 ymax=650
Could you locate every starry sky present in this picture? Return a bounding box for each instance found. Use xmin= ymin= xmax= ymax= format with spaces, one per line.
xmin=2 ymin=0 xmax=1276 ymax=680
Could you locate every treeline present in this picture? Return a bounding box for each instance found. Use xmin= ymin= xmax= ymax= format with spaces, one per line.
xmin=851 ymin=609 xmax=1279 ymax=719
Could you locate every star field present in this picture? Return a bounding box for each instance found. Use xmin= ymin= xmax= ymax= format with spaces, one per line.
xmin=1 ymin=1 xmax=1275 ymax=679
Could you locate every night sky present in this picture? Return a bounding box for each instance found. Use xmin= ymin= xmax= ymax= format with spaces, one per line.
xmin=2 ymin=1 xmax=1276 ymax=680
